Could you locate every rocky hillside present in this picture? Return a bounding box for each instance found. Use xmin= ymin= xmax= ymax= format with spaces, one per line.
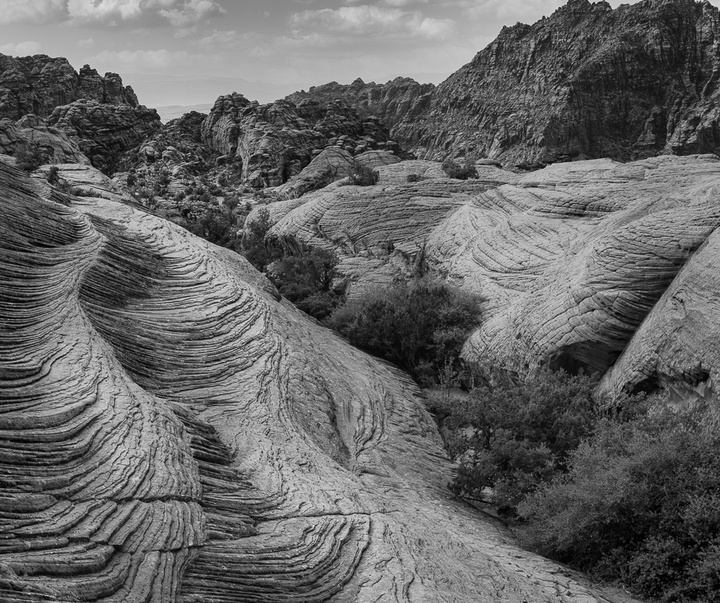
xmin=0 ymin=55 xmax=138 ymax=120
xmin=404 ymin=0 xmax=720 ymax=165
xmin=263 ymin=153 xmax=720 ymax=401
xmin=286 ymin=76 xmax=434 ymax=133
xmin=0 ymin=158 xmax=630 ymax=603
xmin=0 ymin=55 xmax=160 ymax=173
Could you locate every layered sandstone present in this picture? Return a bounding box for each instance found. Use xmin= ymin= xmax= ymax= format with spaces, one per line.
xmin=0 ymin=159 xmax=628 ymax=602
xmin=267 ymin=154 xmax=720 ymax=396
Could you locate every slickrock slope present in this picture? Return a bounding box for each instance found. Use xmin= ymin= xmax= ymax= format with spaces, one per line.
xmin=404 ymin=0 xmax=720 ymax=166
xmin=0 ymin=159 xmax=626 ymax=602
xmin=0 ymin=56 xmax=138 ymax=121
xmin=269 ymin=155 xmax=720 ymax=394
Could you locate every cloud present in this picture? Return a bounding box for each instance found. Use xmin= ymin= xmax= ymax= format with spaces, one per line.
xmin=91 ymin=48 xmax=191 ymax=71
xmin=65 ymin=0 xmax=224 ymax=26
xmin=290 ymin=5 xmax=455 ymax=40
xmin=0 ymin=41 xmax=43 ymax=56
xmin=0 ymin=0 xmax=65 ymax=24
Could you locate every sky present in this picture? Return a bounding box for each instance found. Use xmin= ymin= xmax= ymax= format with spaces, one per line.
xmin=0 ymin=0 xmax=718 ymax=109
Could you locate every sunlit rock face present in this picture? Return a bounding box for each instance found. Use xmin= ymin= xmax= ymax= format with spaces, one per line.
xmin=0 ymin=161 xmax=620 ymax=602
xmin=268 ymin=155 xmax=720 ymax=394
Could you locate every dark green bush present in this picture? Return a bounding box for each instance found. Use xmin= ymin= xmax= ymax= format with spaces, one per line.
xmin=406 ymin=173 xmax=421 ymax=183
xmin=348 ymin=161 xmax=379 ymax=186
xmin=269 ymin=247 xmax=343 ymax=320
xmin=46 ymin=166 xmax=60 ymax=185
xmin=518 ymin=402 xmax=720 ymax=602
xmin=432 ymin=370 xmax=598 ymax=510
xmin=239 ymin=207 xmax=282 ymax=271
xmin=442 ymin=157 xmax=478 ymax=180
xmin=327 ymin=280 xmax=481 ymax=385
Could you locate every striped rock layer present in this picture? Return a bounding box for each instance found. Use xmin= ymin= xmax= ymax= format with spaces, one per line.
xmin=0 ymin=161 xmax=625 ymax=602
xmin=268 ymin=155 xmax=720 ymax=397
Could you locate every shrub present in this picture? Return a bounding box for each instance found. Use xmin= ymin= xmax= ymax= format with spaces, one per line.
xmin=46 ymin=166 xmax=60 ymax=185
xmin=269 ymin=247 xmax=343 ymax=320
xmin=327 ymin=280 xmax=481 ymax=385
xmin=433 ymin=369 xmax=599 ymax=510
xmin=348 ymin=160 xmax=379 ymax=186
xmin=239 ymin=208 xmax=282 ymax=271
xmin=406 ymin=173 xmax=421 ymax=183
xmin=442 ymin=157 xmax=478 ymax=180
xmin=518 ymin=402 xmax=720 ymax=602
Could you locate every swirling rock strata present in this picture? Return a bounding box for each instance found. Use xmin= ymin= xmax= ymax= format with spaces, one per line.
xmin=0 ymin=160 xmax=625 ymax=602
xmin=268 ymin=154 xmax=720 ymax=392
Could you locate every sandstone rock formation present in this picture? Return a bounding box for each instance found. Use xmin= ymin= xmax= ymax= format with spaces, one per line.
xmin=286 ymin=76 xmax=434 ymax=134
xmin=47 ymin=100 xmax=161 ymax=173
xmin=403 ymin=0 xmax=720 ymax=165
xmin=267 ymin=154 xmax=720 ymax=398
xmin=0 ymin=55 xmax=138 ymax=121
xmin=0 ymin=159 xmax=630 ymax=602
xmin=0 ymin=115 xmax=89 ymax=165
xmin=200 ymin=93 xmax=401 ymax=189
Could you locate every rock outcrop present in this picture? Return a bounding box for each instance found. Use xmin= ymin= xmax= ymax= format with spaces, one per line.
xmin=47 ymin=100 xmax=161 ymax=173
xmin=200 ymin=93 xmax=402 ymax=189
xmin=0 ymin=55 xmax=138 ymax=121
xmin=0 ymin=115 xmax=89 ymax=165
xmin=0 ymin=159 xmax=631 ymax=602
xmin=267 ymin=154 xmax=720 ymax=397
xmin=403 ymin=0 xmax=720 ymax=165
xmin=286 ymin=76 xmax=434 ymax=133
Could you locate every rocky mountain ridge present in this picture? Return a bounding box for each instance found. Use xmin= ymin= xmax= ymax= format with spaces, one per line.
xmin=406 ymin=0 xmax=720 ymax=164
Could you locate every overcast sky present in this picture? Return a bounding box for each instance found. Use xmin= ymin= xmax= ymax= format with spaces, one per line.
xmin=0 ymin=0 xmax=717 ymax=108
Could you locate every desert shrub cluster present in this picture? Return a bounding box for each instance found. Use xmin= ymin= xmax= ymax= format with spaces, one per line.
xmin=347 ymin=160 xmax=379 ymax=186
xmin=441 ymin=156 xmax=478 ymax=180
xmin=327 ymin=280 xmax=482 ymax=385
xmin=430 ymin=370 xmax=720 ymax=603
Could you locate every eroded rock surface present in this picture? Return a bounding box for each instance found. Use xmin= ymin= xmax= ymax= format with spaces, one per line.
xmin=200 ymin=93 xmax=402 ymax=189
xmin=0 ymin=55 xmax=138 ymax=121
xmin=396 ymin=0 xmax=720 ymax=165
xmin=0 ymin=160 xmax=626 ymax=602
xmin=268 ymin=154 xmax=720 ymax=395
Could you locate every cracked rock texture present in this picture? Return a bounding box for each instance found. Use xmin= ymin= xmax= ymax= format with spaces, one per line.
xmin=0 ymin=159 xmax=628 ymax=602
xmin=268 ymin=154 xmax=720 ymax=397
xmin=0 ymin=55 xmax=138 ymax=121
xmin=200 ymin=93 xmax=402 ymax=189
xmin=330 ymin=0 xmax=720 ymax=167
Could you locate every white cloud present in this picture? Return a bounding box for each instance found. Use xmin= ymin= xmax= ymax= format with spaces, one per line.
xmin=0 ymin=0 xmax=65 ymax=24
xmin=159 ymin=0 xmax=225 ymax=27
xmin=92 ymin=48 xmax=190 ymax=71
xmin=291 ymin=5 xmax=455 ymax=40
xmin=0 ymin=41 xmax=43 ymax=56
xmin=65 ymin=0 xmax=224 ymax=26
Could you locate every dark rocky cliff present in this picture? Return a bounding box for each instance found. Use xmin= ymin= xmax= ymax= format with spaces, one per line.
xmin=0 ymin=55 xmax=138 ymax=120
xmin=406 ymin=0 xmax=720 ymax=165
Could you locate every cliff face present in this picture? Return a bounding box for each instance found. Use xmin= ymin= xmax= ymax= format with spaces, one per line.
xmin=0 ymin=159 xmax=625 ymax=603
xmin=394 ymin=0 xmax=720 ymax=165
xmin=287 ymin=77 xmax=435 ymax=134
xmin=0 ymin=55 xmax=138 ymax=121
